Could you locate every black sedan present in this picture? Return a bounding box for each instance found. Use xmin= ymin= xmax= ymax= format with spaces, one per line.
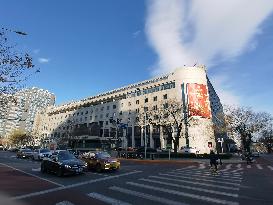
xmin=41 ymin=150 xmax=87 ymax=177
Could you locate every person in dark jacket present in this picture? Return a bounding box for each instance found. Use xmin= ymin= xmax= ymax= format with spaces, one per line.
xmin=209 ymin=150 xmax=218 ymax=171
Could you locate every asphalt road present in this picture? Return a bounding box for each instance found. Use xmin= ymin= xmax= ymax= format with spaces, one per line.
xmin=0 ymin=151 xmax=272 ymax=205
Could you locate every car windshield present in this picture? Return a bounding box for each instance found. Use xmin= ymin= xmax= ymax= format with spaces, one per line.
xmin=58 ymin=151 xmax=77 ymax=161
xmin=40 ymin=149 xmax=50 ymax=153
xmin=96 ymin=152 xmax=111 ymax=159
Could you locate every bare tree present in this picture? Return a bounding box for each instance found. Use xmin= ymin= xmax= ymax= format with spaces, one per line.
xmin=0 ymin=28 xmax=37 ymax=119
xmin=136 ymin=99 xmax=198 ymax=154
xmin=223 ymin=105 xmax=272 ymax=152
xmin=8 ymin=129 xmax=34 ymax=147
xmin=259 ymin=124 xmax=273 ymax=153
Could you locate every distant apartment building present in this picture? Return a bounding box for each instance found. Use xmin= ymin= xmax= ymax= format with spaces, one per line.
xmin=33 ymin=66 xmax=227 ymax=153
xmin=0 ymin=87 xmax=55 ymax=138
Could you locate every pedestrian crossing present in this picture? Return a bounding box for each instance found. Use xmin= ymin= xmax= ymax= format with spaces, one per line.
xmin=55 ymin=164 xmax=245 ymax=205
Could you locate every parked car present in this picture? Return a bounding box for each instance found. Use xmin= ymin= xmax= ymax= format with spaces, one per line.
xmin=80 ymin=151 xmax=120 ymax=172
xmin=178 ymin=147 xmax=199 ymax=154
xmin=251 ymin=151 xmax=260 ymax=157
xmin=32 ymin=148 xmax=52 ymax=160
xmin=16 ymin=148 xmax=33 ymax=159
xmin=41 ymin=150 xmax=87 ymax=177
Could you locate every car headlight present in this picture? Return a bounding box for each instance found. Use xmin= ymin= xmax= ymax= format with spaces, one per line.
xmin=64 ymin=164 xmax=71 ymax=169
xmin=84 ymin=162 xmax=88 ymax=167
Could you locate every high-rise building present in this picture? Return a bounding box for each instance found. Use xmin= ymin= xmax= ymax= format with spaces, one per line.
xmin=0 ymin=87 xmax=55 ymax=138
xmin=34 ymin=66 xmax=227 ymax=153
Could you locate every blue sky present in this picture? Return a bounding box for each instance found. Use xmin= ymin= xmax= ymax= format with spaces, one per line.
xmin=1 ymin=0 xmax=273 ymax=114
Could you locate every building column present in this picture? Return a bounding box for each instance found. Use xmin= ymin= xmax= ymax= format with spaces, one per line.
xmin=131 ymin=126 xmax=135 ymax=148
xmin=150 ymin=125 xmax=154 ymax=148
xmin=160 ymin=126 xmax=164 ymax=149
xmin=141 ymin=127 xmax=144 ymax=146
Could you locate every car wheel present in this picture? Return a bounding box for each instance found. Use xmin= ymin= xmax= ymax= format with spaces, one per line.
xmin=95 ymin=164 xmax=102 ymax=173
xmin=41 ymin=163 xmax=46 ymax=173
xmin=57 ymin=168 xmax=63 ymax=177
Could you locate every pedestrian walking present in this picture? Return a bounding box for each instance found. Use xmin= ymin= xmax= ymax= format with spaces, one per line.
xmin=209 ymin=150 xmax=218 ymax=173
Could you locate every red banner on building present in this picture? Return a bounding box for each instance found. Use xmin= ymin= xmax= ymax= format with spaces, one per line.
xmin=187 ymin=83 xmax=211 ymax=118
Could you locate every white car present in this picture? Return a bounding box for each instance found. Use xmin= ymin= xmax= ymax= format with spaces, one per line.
xmin=178 ymin=147 xmax=199 ymax=154
xmin=32 ymin=149 xmax=52 ymax=160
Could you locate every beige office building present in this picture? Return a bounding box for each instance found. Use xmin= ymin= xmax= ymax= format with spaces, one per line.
xmin=33 ymin=66 xmax=226 ymax=153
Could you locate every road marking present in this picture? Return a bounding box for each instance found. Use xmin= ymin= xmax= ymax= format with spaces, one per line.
xmin=126 ymin=182 xmax=239 ymax=205
xmin=247 ymin=165 xmax=251 ymax=168
xmin=175 ymin=165 xmax=196 ymax=171
xmin=12 ymin=170 xmax=142 ymax=200
xmin=0 ymin=163 xmax=64 ymax=187
xmin=110 ymin=186 xmax=188 ymax=205
xmin=176 ymin=167 xmax=243 ymax=176
xmin=268 ymin=166 xmax=273 ymax=171
xmin=256 ymin=164 xmax=263 ymax=170
xmin=139 ymin=178 xmax=239 ymax=198
xmin=31 ymin=168 xmax=41 ymax=172
xmin=174 ymin=170 xmax=243 ymax=180
xmin=55 ymin=201 xmax=75 ymax=205
xmin=221 ymin=164 xmax=232 ymax=172
xmin=230 ymin=168 xmax=244 ymax=173
xmin=149 ymin=176 xmax=239 ymax=191
xmin=236 ymin=164 xmax=241 ymax=168
xmin=159 ymin=173 xmax=241 ymax=186
xmin=169 ymin=171 xmax=242 ymax=182
xmin=199 ymin=163 xmax=206 ymax=169
xmin=87 ymin=192 xmax=132 ymax=205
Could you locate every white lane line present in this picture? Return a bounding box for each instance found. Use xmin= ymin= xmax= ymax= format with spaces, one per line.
xmin=12 ymin=170 xmax=142 ymax=200
xmin=149 ymin=176 xmax=239 ymax=191
xmin=110 ymin=186 xmax=188 ymax=205
xmin=139 ymin=178 xmax=239 ymax=198
xmin=247 ymin=165 xmax=251 ymax=168
xmin=0 ymin=163 xmax=64 ymax=187
xmin=126 ymin=182 xmax=239 ymax=205
xmin=168 ymin=171 xmax=242 ymax=182
xmin=55 ymin=201 xmax=75 ymax=205
xmin=31 ymin=168 xmax=41 ymax=172
xmin=256 ymin=164 xmax=263 ymax=170
xmin=268 ymin=166 xmax=273 ymax=171
xmin=87 ymin=192 xmax=132 ymax=205
xmin=159 ymin=173 xmax=241 ymax=186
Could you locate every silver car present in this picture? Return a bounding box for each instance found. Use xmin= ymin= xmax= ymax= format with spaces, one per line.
xmin=32 ymin=149 xmax=52 ymax=160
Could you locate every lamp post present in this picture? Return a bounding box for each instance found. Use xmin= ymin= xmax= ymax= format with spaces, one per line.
xmin=144 ymin=113 xmax=147 ymax=159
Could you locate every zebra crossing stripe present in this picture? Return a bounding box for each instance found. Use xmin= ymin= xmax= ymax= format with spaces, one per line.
xmin=221 ymin=164 xmax=232 ymax=172
xmin=169 ymin=171 xmax=242 ymax=182
xmin=230 ymin=168 xmax=243 ymax=173
xmin=268 ymin=166 xmax=273 ymax=171
xmin=256 ymin=164 xmax=263 ymax=170
xmin=110 ymin=186 xmax=188 ymax=205
xmin=199 ymin=163 xmax=206 ymax=169
xmin=175 ymin=165 xmax=196 ymax=171
xmin=150 ymin=176 xmax=239 ymax=191
xmin=247 ymin=165 xmax=251 ymax=168
xmin=87 ymin=192 xmax=132 ymax=205
xmin=159 ymin=173 xmax=241 ymax=186
xmin=139 ymin=178 xmax=239 ymax=198
xmin=176 ymin=168 xmax=243 ymax=176
xmin=55 ymin=201 xmax=74 ymax=205
xmin=236 ymin=164 xmax=241 ymax=168
xmin=174 ymin=170 xmax=243 ymax=179
xmin=126 ymin=182 xmax=239 ymax=205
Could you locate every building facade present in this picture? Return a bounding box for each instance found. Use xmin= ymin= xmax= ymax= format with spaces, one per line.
xmin=0 ymin=87 xmax=55 ymax=138
xmin=33 ymin=66 xmax=226 ymax=153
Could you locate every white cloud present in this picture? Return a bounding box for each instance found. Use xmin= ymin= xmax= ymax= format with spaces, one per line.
xmin=146 ymin=0 xmax=273 ymax=74
xmin=38 ymin=57 xmax=50 ymax=63
xmin=133 ymin=30 xmax=141 ymax=38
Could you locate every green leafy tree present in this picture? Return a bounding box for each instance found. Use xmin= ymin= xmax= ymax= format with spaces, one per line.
xmin=8 ymin=129 xmax=34 ymax=147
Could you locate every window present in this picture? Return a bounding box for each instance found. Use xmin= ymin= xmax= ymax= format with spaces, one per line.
xmin=107 ymin=106 xmax=110 ymax=110
xmin=113 ymin=105 xmax=116 ymax=109
xmin=100 ymin=114 xmax=103 ymax=118
xmin=136 ymin=100 xmax=139 ymax=104
xmin=119 ymin=111 xmax=122 ymax=115
xmin=85 ymin=111 xmax=88 ymax=114
xmin=90 ymin=116 xmax=92 ymax=120
xmin=129 ymin=110 xmax=131 ymax=115
xmin=95 ymin=108 xmax=98 ymax=112
xmin=81 ymin=112 xmax=83 ymax=115
xmin=163 ymin=94 xmax=168 ymax=99
xmin=128 ymin=102 xmax=131 ymax=106
xmin=153 ymin=96 xmax=157 ymax=101
xmin=163 ymin=103 xmax=168 ymax=109
xmin=153 ymin=105 xmax=157 ymax=110
xmin=136 ymin=108 xmax=139 ymax=113
xmin=105 ymin=121 xmax=109 ymax=125
xmin=106 ymin=113 xmax=109 ymax=117
xmin=121 ymin=103 xmax=124 ymax=107
xmin=145 ymin=98 xmax=148 ymax=103
xmin=101 ymin=107 xmax=104 ymax=111
xmin=77 ymin=112 xmax=79 ymax=116
xmin=144 ymin=107 xmax=148 ymax=112
xmin=85 ymin=117 xmax=87 ymax=121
